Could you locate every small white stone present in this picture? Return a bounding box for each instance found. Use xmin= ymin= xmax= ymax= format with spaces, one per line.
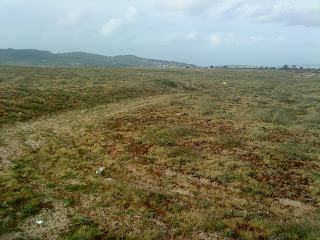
xmin=96 ymin=167 xmax=105 ymax=175
xmin=105 ymin=178 xmax=114 ymax=181
xmin=36 ymin=221 xmax=44 ymax=224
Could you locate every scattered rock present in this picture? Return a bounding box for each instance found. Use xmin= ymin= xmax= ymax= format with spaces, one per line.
xmin=96 ymin=167 xmax=105 ymax=175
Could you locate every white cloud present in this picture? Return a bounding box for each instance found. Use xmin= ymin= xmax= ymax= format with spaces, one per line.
xmin=250 ymin=0 xmax=320 ymax=27
xmin=202 ymin=0 xmax=320 ymax=27
xmin=186 ymin=31 xmax=198 ymax=40
xmin=225 ymin=33 xmax=235 ymax=43
xmin=209 ymin=32 xmax=236 ymax=47
xmin=209 ymin=33 xmax=222 ymax=47
xmin=99 ymin=18 xmax=122 ymax=36
xmin=126 ymin=6 xmax=137 ymax=21
xmin=164 ymin=33 xmax=178 ymax=42
xmin=207 ymin=0 xmax=247 ymax=18
xmin=161 ymin=0 xmax=207 ymax=9
xmin=276 ymin=36 xmax=285 ymax=41
xmin=156 ymin=0 xmax=210 ymax=13
xmin=249 ymin=35 xmax=285 ymax=42
xmin=58 ymin=11 xmax=80 ymax=26
xmin=249 ymin=36 xmax=272 ymax=42
xmin=99 ymin=6 xmax=138 ymax=36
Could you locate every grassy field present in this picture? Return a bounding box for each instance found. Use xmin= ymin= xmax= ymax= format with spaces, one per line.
xmin=0 ymin=66 xmax=320 ymax=239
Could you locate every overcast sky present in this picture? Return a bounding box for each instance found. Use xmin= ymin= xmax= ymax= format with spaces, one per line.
xmin=1 ymin=0 xmax=319 ymax=66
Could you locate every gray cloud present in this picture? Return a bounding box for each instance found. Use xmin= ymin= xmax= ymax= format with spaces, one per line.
xmin=202 ymin=0 xmax=320 ymax=27
xmin=249 ymin=0 xmax=320 ymax=27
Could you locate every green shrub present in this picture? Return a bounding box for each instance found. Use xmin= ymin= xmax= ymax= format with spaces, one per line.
xmin=65 ymin=185 xmax=87 ymax=192
xmin=64 ymin=198 xmax=76 ymax=206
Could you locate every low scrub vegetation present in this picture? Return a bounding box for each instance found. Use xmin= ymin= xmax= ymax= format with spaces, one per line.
xmin=0 ymin=66 xmax=319 ymax=239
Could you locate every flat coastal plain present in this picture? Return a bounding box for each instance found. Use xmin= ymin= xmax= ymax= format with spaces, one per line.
xmin=0 ymin=66 xmax=320 ymax=239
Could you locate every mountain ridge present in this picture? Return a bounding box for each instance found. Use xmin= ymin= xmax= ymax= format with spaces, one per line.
xmin=0 ymin=48 xmax=196 ymax=68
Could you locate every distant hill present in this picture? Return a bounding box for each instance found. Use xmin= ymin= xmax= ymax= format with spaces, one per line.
xmin=0 ymin=48 xmax=196 ymax=68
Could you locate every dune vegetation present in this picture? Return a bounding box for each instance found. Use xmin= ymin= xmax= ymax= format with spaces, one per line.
xmin=0 ymin=66 xmax=319 ymax=239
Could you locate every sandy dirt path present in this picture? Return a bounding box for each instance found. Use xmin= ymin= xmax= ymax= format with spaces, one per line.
xmin=0 ymin=93 xmax=182 ymax=172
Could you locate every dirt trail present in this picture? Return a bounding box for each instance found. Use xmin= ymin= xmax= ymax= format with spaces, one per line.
xmin=0 ymin=93 xmax=182 ymax=172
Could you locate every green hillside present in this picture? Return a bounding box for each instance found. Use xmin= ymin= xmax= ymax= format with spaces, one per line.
xmin=0 ymin=48 xmax=196 ymax=68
